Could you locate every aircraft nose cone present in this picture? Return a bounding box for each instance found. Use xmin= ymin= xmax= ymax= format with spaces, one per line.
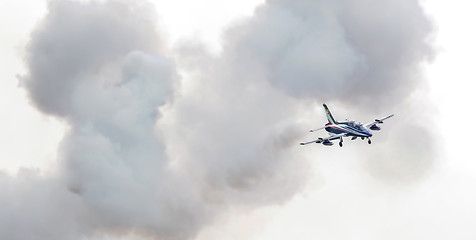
xmin=367 ymin=131 xmax=373 ymax=137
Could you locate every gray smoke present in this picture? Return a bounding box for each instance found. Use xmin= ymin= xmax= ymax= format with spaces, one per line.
xmin=0 ymin=169 xmax=82 ymax=240
xmin=223 ymin=0 xmax=433 ymax=109
xmin=21 ymin=0 xmax=162 ymax=117
xmin=217 ymin=0 xmax=436 ymax=185
xmin=2 ymin=0 xmax=436 ymax=239
xmin=16 ymin=0 xmax=206 ymax=239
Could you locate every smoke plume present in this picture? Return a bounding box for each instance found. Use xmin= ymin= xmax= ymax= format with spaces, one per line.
xmin=1 ymin=0 xmax=435 ymax=239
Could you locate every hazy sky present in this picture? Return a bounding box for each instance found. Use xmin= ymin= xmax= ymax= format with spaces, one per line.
xmin=1 ymin=0 xmax=476 ymax=239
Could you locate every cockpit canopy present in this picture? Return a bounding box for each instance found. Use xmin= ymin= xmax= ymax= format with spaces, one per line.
xmin=348 ymin=120 xmax=361 ymax=127
xmin=348 ymin=120 xmax=365 ymax=131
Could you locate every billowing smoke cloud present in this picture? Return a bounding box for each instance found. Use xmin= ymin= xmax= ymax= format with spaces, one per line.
xmin=223 ymin=0 xmax=433 ymax=109
xmin=2 ymin=0 xmax=435 ymax=239
xmin=21 ymin=0 xmax=162 ymax=117
xmin=16 ymin=0 xmax=206 ymax=239
xmin=215 ymin=0 xmax=436 ymax=185
xmin=0 ymin=169 xmax=83 ymax=240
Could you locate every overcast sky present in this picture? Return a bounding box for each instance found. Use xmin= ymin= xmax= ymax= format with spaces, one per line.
xmin=1 ymin=0 xmax=476 ymax=239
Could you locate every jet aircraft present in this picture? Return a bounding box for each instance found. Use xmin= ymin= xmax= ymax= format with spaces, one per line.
xmin=300 ymin=104 xmax=394 ymax=147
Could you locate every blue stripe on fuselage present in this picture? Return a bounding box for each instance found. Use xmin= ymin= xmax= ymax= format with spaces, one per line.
xmin=325 ymin=123 xmax=372 ymax=137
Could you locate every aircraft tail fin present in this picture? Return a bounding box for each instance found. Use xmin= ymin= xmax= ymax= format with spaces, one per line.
xmin=323 ymin=103 xmax=337 ymax=124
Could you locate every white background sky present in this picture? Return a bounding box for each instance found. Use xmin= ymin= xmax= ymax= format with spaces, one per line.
xmin=1 ymin=0 xmax=476 ymax=239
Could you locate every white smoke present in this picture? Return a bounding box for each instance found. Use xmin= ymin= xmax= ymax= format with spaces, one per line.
xmin=15 ymin=0 xmax=207 ymax=239
xmin=1 ymin=0 xmax=436 ymax=239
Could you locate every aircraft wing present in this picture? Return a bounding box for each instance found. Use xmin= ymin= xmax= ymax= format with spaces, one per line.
xmin=364 ymin=114 xmax=394 ymax=128
xmin=300 ymin=133 xmax=347 ymax=145
xmin=309 ymin=126 xmax=326 ymax=132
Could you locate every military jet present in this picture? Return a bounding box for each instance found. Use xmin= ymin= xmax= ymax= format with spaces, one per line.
xmin=300 ymin=104 xmax=394 ymax=147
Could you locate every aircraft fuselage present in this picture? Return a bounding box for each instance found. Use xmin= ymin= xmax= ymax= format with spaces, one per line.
xmin=324 ymin=122 xmax=372 ymax=138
